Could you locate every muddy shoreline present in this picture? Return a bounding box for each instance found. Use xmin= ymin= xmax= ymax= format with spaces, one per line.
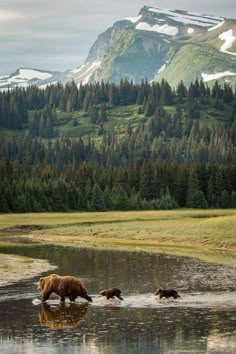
xmin=0 ymin=253 xmax=57 ymax=287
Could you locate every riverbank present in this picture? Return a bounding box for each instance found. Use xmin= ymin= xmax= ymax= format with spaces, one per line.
xmin=0 ymin=254 xmax=57 ymax=287
xmin=0 ymin=210 xmax=236 ymax=262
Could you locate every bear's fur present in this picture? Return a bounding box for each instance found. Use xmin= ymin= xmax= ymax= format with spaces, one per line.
xmin=39 ymin=302 xmax=88 ymax=329
xmin=155 ymin=288 xmax=180 ymax=299
xmin=37 ymin=274 xmax=92 ymax=303
xmin=100 ymin=287 xmax=124 ymax=300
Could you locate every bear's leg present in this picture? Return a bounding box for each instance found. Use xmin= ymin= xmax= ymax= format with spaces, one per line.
xmin=42 ymin=290 xmax=53 ymax=303
xmin=117 ymin=295 xmax=124 ymax=300
xmin=60 ymin=296 xmax=65 ymax=302
xmin=69 ymin=296 xmax=76 ymax=302
xmin=84 ymin=295 xmax=92 ymax=302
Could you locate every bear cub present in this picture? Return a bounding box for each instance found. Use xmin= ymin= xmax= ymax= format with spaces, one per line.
xmin=100 ymin=287 xmax=124 ymax=300
xmin=155 ymin=288 xmax=180 ymax=299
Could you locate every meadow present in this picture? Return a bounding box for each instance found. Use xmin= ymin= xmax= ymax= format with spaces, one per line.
xmin=0 ymin=209 xmax=236 ymax=264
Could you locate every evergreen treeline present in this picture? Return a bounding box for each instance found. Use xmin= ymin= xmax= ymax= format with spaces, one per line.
xmin=0 ymin=79 xmax=236 ymax=212
xmin=0 ymin=159 xmax=236 ymax=213
xmin=1 ymin=79 xmax=236 ymax=130
xmin=0 ymin=79 xmax=235 ymax=164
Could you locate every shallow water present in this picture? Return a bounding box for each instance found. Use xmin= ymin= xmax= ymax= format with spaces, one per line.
xmin=0 ymin=245 xmax=236 ymax=353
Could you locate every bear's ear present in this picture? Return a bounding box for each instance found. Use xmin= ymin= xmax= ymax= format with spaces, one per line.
xmin=39 ymin=277 xmax=44 ymax=282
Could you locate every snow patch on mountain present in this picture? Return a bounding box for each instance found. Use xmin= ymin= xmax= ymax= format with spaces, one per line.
xmin=14 ymin=69 xmax=52 ymax=80
xmin=187 ymin=12 xmax=224 ymax=21
xmin=68 ymin=61 xmax=101 ymax=85
xmin=157 ymin=63 xmax=167 ymax=73
xmin=125 ymin=15 xmax=142 ymax=23
xmin=40 ymin=81 xmax=58 ymax=89
xmin=0 ymin=75 xmax=9 ymax=80
xmin=136 ymin=22 xmax=178 ymax=36
xmin=0 ymin=81 xmax=9 ymax=87
xmin=0 ymin=68 xmax=55 ymax=90
xmin=219 ymin=30 xmax=236 ymax=56
xmin=70 ymin=64 xmax=87 ymax=75
xmin=148 ymin=7 xmax=222 ymax=27
xmin=208 ymin=21 xmax=224 ymax=32
xmin=188 ymin=28 xmax=194 ymax=34
xmin=202 ymin=71 xmax=236 ymax=82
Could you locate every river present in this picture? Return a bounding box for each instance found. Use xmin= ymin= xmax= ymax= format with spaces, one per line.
xmin=0 ymin=245 xmax=236 ymax=353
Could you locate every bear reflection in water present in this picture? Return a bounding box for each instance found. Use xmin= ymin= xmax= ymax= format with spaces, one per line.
xmin=39 ymin=302 xmax=88 ymax=330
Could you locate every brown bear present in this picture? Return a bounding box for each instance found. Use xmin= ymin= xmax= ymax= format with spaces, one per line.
xmin=37 ymin=274 xmax=92 ymax=303
xmin=155 ymin=288 xmax=180 ymax=299
xmin=100 ymin=287 xmax=124 ymax=300
xmin=39 ymin=302 xmax=88 ymax=329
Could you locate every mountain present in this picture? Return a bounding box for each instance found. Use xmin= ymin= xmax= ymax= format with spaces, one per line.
xmin=1 ymin=6 xmax=236 ymax=88
xmin=77 ymin=5 xmax=236 ymax=86
xmin=0 ymin=68 xmax=65 ymax=90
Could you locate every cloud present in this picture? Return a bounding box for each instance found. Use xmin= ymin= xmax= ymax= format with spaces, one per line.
xmin=0 ymin=0 xmax=236 ymax=74
xmin=0 ymin=9 xmax=26 ymax=21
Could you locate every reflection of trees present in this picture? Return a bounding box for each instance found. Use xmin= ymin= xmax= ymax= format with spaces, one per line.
xmin=1 ymin=245 xmax=236 ymax=352
xmin=207 ymin=330 xmax=236 ymax=352
xmin=84 ymin=307 xmax=213 ymax=353
xmin=4 ymin=245 xmax=236 ymax=294
xmin=39 ymin=302 xmax=88 ymax=330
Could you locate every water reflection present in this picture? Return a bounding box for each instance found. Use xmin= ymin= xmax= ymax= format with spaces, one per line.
xmin=39 ymin=302 xmax=88 ymax=330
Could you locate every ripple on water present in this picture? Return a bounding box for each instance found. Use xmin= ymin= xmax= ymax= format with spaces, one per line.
xmin=30 ymin=291 xmax=236 ymax=310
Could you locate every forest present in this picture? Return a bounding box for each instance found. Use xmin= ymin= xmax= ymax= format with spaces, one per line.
xmin=0 ymin=79 xmax=235 ymax=212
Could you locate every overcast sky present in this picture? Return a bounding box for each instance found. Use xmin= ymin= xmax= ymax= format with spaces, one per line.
xmin=1 ymin=0 xmax=236 ymax=75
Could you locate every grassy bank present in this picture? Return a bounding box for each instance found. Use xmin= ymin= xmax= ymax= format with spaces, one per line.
xmin=0 ymin=209 xmax=236 ymax=252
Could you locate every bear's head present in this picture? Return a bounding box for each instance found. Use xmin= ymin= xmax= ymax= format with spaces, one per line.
xmin=38 ymin=277 xmax=45 ymax=291
xmin=99 ymin=290 xmax=107 ymax=296
xmin=154 ymin=288 xmax=163 ymax=296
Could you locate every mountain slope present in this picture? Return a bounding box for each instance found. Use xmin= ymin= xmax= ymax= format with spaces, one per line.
xmin=79 ymin=6 xmax=236 ymax=86
xmin=1 ymin=6 xmax=236 ymax=88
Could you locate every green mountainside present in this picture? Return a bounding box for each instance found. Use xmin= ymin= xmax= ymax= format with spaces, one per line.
xmin=81 ymin=6 xmax=236 ymax=87
xmin=1 ymin=6 xmax=236 ymax=89
xmin=0 ymin=87 xmax=234 ymax=143
xmin=2 ymin=101 xmax=231 ymax=142
xmin=0 ymin=80 xmax=236 ymax=213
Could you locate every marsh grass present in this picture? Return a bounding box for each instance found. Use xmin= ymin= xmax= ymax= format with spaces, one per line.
xmin=0 ymin=209 xmax=235 ymax=248
xmin=0 ymin=209 xmax=236 ymax=266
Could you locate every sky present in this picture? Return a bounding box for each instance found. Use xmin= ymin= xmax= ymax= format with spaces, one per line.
xmin=1 ymin=0 xmax=236 ymax=75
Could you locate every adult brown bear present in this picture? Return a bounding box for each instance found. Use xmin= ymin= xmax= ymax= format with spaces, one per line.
xmin=100 ymin=287 xmax=124 ymax=300
xmin=155 ymin=288 xmax=180 ymax=299
xmin=37 ymin=274 xmax=92 ymax=303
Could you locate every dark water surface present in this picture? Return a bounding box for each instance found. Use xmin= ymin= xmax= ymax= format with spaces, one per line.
xmin=0 ymin=245 xmax=236 ymax=353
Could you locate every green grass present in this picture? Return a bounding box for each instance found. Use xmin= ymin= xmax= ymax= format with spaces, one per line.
xmin=1 ymin=210 xmax=236 ymax=252
xmin=48 ymin=105 xmax=147 ymax=142
xmin=156 ymin=43 xmax=236 ymax=87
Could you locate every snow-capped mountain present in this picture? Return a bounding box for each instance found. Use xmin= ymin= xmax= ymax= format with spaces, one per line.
xmin=0 ymin=68 xmax=65 ymax=90
xmin=75 ymin=5 xmax=236 ymax=86
xmin=1 ymin=6 xmax=236 ymax=88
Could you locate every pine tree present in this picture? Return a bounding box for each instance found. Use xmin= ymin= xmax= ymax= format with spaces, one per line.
xmin=92 ymin=183 xmax=105 ymax=211
xmin=186 ymin=169 xmax=207 ymax=208
xmin=99 ymin=103 xmax=108 ymax=123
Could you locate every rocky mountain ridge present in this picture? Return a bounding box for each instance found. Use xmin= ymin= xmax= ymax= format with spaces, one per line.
xmin=1 ymin=6 xmax=236 ymax=89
